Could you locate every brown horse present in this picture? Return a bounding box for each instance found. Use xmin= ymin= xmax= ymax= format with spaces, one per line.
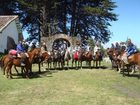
xmin=39 ymin=51 xmax=49 ymax=71
xmin=93 ymin=50 xmax=103 ymax=68
xmin=1 ymin=48 xmax=41 ymax=78
xmin=106 ymin=48 xmax=120 ymax=69
xmin=119 ymin=49 xmax=138 ymax=77
xmin=1 ymin=53 xmax=30 ymax=78
xmin=79 ymin=51 xmax=93 ymax=69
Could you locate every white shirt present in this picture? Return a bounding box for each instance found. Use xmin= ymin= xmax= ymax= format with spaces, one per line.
xmin=94 ymin=45 xmax=100 ymax=55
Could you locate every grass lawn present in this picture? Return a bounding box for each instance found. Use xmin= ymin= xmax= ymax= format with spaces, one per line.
xmin=0 ymin=62 xmax=140 ymax=105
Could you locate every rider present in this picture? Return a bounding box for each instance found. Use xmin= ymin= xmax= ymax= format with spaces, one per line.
xmin=115 ymin=42 xmax=121 ymax=51
xmin=111 ymin=43 xmax=115 ymax=49
xmin=41 ymin=40 xmax=47 ymax=53
xmin=75 ymin=41 xmax=81 ymax=52
xmin=94 ymin=42 xmax=101 ymax=55
xmin=85 ymin=44 xmax=90 ymax=55
xmin=16 ymin=40 xmax=29 ymax=66
xmin=126 ymin=38 xmax=138 ymax=57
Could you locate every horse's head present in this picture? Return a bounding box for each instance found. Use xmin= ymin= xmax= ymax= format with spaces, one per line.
xmin=107 ymin=48 xmax=121 ymax=61
xmin=28 ymin=48 xmax=42 ymax=62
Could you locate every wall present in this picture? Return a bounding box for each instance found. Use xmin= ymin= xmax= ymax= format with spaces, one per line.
xmin=0 ymin=20 xmax=19 ymax=53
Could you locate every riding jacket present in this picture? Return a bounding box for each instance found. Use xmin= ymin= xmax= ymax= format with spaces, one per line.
xmin=16 ymin=43 xmax=25 ymax=53
xmin=126 ymin=43 xmax=137 ymax=57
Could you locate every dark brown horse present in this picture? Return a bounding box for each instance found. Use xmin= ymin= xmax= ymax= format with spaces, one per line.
xmin=1 ymin=48 xmax=41 ymax=78
xmin=93 ymin=50 xmax=103 ymax=68
xmin=106 ymin=48 xmax=120 ymax=69
xmin=79 ymin=51 xmax=93 ymax=69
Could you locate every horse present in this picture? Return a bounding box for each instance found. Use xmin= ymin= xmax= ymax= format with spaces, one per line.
xmin=28 ymin=48 xmax=42 ymax=73
xmin=1 ymin=48 xmax=41 ymax=78
xmin=38 ymin=51 xmax=50 ymax=71
xmin=1 ymin=53 xmax=30 ymax=78
xmin=44 ymin=51 xmax=54 ymax=70
xmin=78 ymin=51 xmax=93 ymax=69
xmin=106 ymin=48 xmax=120 ymax=69
xmin=118 ymin=47 xmax=137 ymax=76
xmin=51 ymin=50 xmax=63 ymax=69
xmin=93 ymin=50 xmax=103 ymax=68
xmin=106 ymin=47 xmax=136 ymax=75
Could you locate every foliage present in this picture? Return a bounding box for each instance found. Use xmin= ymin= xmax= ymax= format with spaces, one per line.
xmin=0 ymin=0 xmax=118 ymax=43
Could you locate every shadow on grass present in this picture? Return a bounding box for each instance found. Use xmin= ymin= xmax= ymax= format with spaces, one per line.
xmin=123 ymin=73 xmax=140 ymax=79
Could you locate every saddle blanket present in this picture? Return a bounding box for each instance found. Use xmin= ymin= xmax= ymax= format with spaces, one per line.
xmin=74 ymin=52 xmax=78 ymax=60
xmin=9 ymin=49 xmax=17 ymax=55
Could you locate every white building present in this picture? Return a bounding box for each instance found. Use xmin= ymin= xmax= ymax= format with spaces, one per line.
xmin=0 ymin=15 xmax=23 ymax=53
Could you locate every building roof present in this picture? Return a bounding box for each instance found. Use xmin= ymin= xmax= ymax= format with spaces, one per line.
xmin=0 ymin=15 xmax=18 ymax=32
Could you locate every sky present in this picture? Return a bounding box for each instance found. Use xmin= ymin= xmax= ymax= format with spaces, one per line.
xmin=23 ymin=0 xmax=140 ymax=48
xmin=104 ymin=0 xmax=140 ymax=48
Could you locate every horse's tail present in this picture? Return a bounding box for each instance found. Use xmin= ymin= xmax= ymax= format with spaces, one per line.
xmin=0 ymin=56 xmax=5 ymax=70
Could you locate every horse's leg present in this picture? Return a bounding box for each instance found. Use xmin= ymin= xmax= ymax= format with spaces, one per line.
xmin=89 ymin=61 xmax=91 ymax=69
xmin=47 ymin=62 xmax=49 ymax=70
xmin=38 ymin=63 xmax=41 ymax=73
xmin=7 ymin=65 xmax=13 ymax=79
xmin=24 ymin=67 xmax=29 ymax=79
xmin=95 ymin=60 xmax=98 ymax=68
xmin=99 ymin=60 xmax=101 ymax=68
xmin=127 ymin=65 xmax=130 ymax=76
xmin=14 ymin=65 xmax=19 ymax=75
xmin=3 ymin=64 xmax=7 ymax=75
xmin=75 ymin=60 xmax=77 ymax=70
xmin=130 ymin=65 xmax=135 ymax=74
xmin=67 ymin=60 xmax=69 ymax=69
xmin=72 ymin=59 xmax=74 ymax=68
xmin=80 ymin=61 xmax=82 ymax=69
xmin=53 ymin=62 xmax=56 ymax=70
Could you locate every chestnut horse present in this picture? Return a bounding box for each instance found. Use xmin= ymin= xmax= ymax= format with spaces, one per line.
xmin=106 ymin=48 xmax=120 ymax=69
xmin=79 ymin=51 xmax=93 ymax=69
xmin=1 ymin=48 xmax=41 ymax=78
xmin=1 ymin=53 xmax=30 ymax=78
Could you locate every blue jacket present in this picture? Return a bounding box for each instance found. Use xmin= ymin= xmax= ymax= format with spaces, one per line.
xmin=126 ymin=43 xmax=137 ymax=57
xmin=16 ymin=43 xmax=25 ymax=53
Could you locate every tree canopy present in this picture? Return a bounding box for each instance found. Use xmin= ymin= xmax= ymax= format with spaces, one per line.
xmin=0 ymin=0 xmax=117 ymax=43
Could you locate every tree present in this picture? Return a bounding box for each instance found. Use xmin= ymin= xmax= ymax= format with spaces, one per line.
xmin=0 ymin=0 xmax=117 ymax=43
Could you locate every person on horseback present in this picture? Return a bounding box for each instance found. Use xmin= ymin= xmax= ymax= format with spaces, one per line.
xmin=16 ymin=40 xmax=29 ymax=66
xmin=126 ymin=38 xmax=138 ymax=57
xmin=111 ymin=43 xmax=115 ymax=49
xmin=75 ymin=41 xmax=81 ymax=52
xmin=85 ymin=44 xmax=90 ymax=55
xmin=41 ymin=40 xmax=47 ymax=53
xmin=115 ymin=42 xmax=121 ymax=51
xmin=94 ymin=42 xmax=101 ymax=55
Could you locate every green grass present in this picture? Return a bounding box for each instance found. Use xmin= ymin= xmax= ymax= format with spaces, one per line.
xmin=0 ymin=63 xmax=140 ymax=105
